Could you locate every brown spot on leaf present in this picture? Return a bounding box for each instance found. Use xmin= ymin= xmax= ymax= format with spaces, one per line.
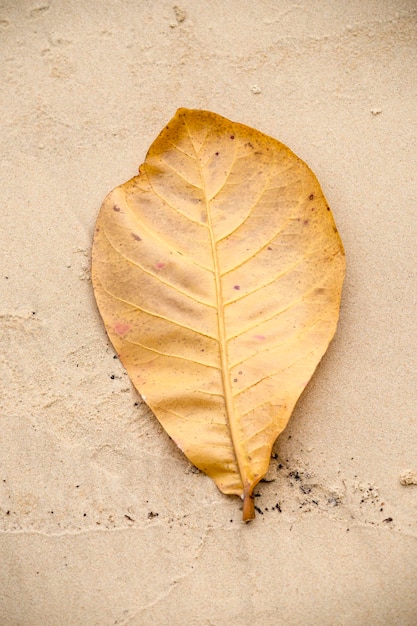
xmin=131 ymin=233 xmax=142 ymax=241
xmin=309 ymin=194 xmax=314 ymax=201
xmin=113 ymin=205 xmax=121 ymax=212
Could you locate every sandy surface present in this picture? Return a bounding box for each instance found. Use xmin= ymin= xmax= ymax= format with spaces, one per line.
xmin=1 ymin=1 xmax=417 ymax=624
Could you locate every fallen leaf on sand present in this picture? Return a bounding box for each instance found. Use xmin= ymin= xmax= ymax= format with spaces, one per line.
xmin=92 ymin=109 xmax=345 ymax=520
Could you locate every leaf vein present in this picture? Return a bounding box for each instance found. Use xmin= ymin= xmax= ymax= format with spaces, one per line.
xmin=239 ymin=402 xmax=274 ymax=420
xmin=158 ymin=156 xmax=203 ymax=189
xmin=102 ymin=230 xmax=215 ymax=309
xmin=96 ymin=276 xmax=217 ymax=341
xmin=121 ymin=184 xmax=213 ymax=272
xmin=207 ymin=136 xmax=238 ymax=202
xmin=145 ymin=172 xmax=209 ymax=229
xmin=224 ymin=257 xmax=304 ymax=307
xmin=154 ymin=404 xmax=225 ymax=426
xmin=216 ymin=161 xmax=277 ymax=244
xmin=226 ymin=281 xmax=325 ymax=342
xmin=230 ymin=319 xmax=323 ymax=369
xmin=224 ymin=245 xmax=332 ymax=306
xmin=194 ymin=389 xmax=225 ymax=398
xmin=124 ymin=337 xmax=220 ymax=370
xmin=220 ymin=205 xmax=301 ymax=277
xmin=167 ymin=140 xmax=197 ymax=159
xmin=233 ymin=348 xmax=318 ymax=399
xmin=184 ymin=116 xmax=249 ymax=489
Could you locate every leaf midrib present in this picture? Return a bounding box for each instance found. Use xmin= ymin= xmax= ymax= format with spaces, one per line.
xmin=184 ymin=119 xmax=248 ymax=495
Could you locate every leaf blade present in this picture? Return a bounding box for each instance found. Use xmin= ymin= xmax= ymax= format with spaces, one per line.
xmin=92 ymin=109 xmax=345 ymax=521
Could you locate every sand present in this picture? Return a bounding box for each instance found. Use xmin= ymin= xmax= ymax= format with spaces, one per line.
xmin=1 ymin=1 xmax=417 ymax=624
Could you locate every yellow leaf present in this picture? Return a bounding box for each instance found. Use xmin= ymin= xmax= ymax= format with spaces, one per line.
xmin=92 ymin=109 xmax=345 ymax=521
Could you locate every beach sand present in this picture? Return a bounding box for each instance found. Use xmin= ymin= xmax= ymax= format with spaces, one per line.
xmin=1 ymin=1 xmax=416 ymax=624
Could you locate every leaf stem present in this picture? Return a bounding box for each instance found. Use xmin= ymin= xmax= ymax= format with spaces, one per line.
xmin=242 ymin=490 xmax=255 ymax=522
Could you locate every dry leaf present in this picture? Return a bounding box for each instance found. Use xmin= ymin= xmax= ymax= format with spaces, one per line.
xmin=92 ymin=109 xmax=345 ymax=521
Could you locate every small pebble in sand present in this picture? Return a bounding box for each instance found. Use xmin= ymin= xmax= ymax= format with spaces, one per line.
xmin=399 ymin=470 xmax=417 ymax=486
